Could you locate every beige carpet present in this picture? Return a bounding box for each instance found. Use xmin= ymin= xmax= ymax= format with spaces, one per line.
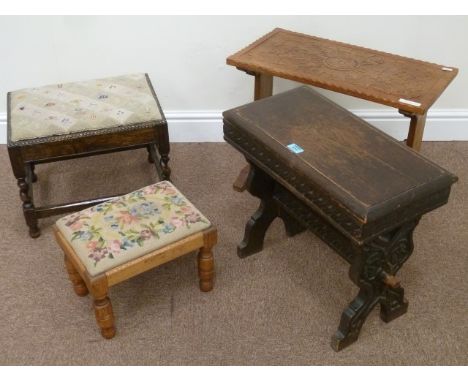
xmin=0 ymin=142 xmax=466 ymax=365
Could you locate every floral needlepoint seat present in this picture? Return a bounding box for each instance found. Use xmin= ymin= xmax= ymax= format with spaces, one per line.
xmin=56 ymin=181 xmax=211 ymax=275
xmin=54 ymin=181 xmax=216 ymax=339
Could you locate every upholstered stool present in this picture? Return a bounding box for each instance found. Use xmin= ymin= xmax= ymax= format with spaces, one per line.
xmin=54 ymin=181 xmax=216 ymax=339
xmin=8 ymin=73 xmax=171 ymax=238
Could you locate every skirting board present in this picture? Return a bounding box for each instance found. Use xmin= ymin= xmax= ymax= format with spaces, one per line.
xmin=0 ymin=109 xmax=467 ymax=144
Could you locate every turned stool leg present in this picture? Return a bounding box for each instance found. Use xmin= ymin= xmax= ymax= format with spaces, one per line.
xmin=18 ymin=178 xmax=40 ymax=238
xmin=198 ymin=247 xmax=214 ymax=292
xmin=198 ymin=228 xmax=216 ymax=292
xmin=90 ymin=276 xmax=116 ymax=339
xmin=93 ymin=296 xmax=116 ymax=339
xmin=64 ymin=255 xmax=89 ymax=297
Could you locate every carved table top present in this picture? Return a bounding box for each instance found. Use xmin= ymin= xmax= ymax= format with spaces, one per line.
xmin=223 ymin=87 xmax=457 ymax=236
xmin=227 ymin=28 xmax=458 ymax=114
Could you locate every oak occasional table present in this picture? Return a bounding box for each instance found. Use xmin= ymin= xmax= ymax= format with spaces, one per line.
xmin=7 ymin=73 xmax=171 ymax=238
xmin=223 ymin=87 xmax=458 ymax=351
xmin=227 ymin=28 xmax=458 ymax=190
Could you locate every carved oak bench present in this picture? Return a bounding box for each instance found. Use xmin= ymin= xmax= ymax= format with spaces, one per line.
xmin=223 ymin=86 xmax=458 ymax=351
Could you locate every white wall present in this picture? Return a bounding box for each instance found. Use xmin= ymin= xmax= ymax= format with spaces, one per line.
xmin=1 ymin=16 xmax=467 ymax=142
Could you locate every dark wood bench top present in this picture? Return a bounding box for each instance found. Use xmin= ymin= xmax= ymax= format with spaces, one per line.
xmin=227 ymin=28 xmax=458 ymax=115
xmin=223 ymin=87 xmax=457 ymax=226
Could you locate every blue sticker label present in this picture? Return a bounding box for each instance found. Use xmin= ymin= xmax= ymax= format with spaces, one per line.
xmin=287 ymin=143 xmax=304 ymax=154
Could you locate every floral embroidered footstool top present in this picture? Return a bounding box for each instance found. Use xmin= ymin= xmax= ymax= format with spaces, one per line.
xmin=56 ymin=181 xmax=211 ymax=276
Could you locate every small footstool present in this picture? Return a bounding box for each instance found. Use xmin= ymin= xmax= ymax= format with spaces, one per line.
xmin=54 ymin=181 xmax=216 ymax=339
xmin=8 ymin=73 xmax=171 ymax=238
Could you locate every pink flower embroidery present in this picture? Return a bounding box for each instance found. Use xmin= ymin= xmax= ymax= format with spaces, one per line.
xmin=186 ymin=212 xmax=201 ymax=224
xmin=70 ymin=220 xmax=83 ymax=230
xmin=117 ymin=211 xmax=139 ymax=225
xmin=171 ymin=217 xmax=184 ymax=228
xmin=109 ymin=240 xmax=121 ymax=253
xmin=86 ymin=241 xmax=98 ymax=250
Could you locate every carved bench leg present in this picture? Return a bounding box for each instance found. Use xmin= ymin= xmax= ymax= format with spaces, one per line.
xmin=90 ymin=276 xmax=116 ymax=339
xmin=64 ymin=255 xmax=89 ymax=297
xmin=331 ymin=285 xmax=380 ymax=352
xmin=380 ymin=284 xmax=408 ymax=323
xmin=238 ymin=199 xmax=277 ymax=258
xmin=238 ymin=163 xmax=278 ymax=257
xmin=331 ymin=219 xmax=419 ymax=351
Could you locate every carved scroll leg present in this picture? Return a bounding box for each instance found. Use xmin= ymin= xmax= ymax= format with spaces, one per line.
xmin=18 ymin=177 xmax=40 ymax=238
xmin=331 ymin=286 xmax=381 ymax=352
xmin=238 ymin=199 xmax=277 ymax=258
xmin=380 ymin=284 xmax=408 ymax=323
xmin=399 ymin=110 xmax=427 ymax=152
xmin=90 ymin=276 xmax=116 ymax=339
xmin=64 ymin=255 xmax=89 ymax=297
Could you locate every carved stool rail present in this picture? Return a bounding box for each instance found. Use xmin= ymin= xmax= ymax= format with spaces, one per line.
xmin=223 ymin=87 xmax=458 ymax=351
xmin=54 ymin=181 xmax=216 ymax=339
xmin=7 ymin=73 xmax=171 ymax=238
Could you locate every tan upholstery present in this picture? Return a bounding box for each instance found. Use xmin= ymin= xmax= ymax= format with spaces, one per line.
xmin=9 ymin=73 xmax=162 ymax=142
xmin=56 ymin=181 xmax=211 ymax=276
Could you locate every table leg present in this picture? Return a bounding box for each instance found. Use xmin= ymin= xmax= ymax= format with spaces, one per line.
xmin=233 ymin=73 xmax=273 ymax=193
xmin=399 ymin=110 xmax=427 ymax=152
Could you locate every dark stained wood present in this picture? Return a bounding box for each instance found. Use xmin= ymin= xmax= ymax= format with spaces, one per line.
xmin=227 ymin=28 xmax=458 ymax=115
xmin=223 ymin=87 xmax=458 ymax=351
xmin=227 ymin=28 xmax=458 ymax=196
xmin=224 ymin=87 xmax=457 ymax=230
xmin=7 ymin=74 xmax=171 ymax=238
